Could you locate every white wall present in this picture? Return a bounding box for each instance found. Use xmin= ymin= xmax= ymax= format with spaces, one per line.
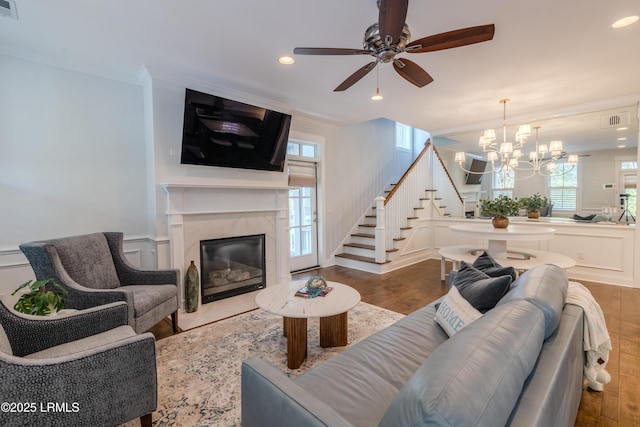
xmin=0 ymin=54 xmax=150 ymax=291
xmin=324 ymin=118 xmax=414 ymax=257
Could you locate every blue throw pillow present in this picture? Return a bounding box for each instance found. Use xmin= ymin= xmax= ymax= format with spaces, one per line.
xmin=451 ymin=261 xmax=512 ymax=313
xmin=472 ymin=250 xmax=517 ymax=281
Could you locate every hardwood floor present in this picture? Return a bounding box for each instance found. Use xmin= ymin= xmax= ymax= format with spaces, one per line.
xmin=151 ymin=259 xmax=640 ymax=426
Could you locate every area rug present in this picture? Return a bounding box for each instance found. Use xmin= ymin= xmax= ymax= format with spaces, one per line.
xmin=121 ymin=302 xmax=404 ymax=427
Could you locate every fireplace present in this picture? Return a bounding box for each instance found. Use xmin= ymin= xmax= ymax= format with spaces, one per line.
xmin=200 ymin=234 xmax=266 ymax=303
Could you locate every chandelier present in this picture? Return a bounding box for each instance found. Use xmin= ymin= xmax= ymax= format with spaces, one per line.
xmin=455 ymin=99 xmax=579 ymax=179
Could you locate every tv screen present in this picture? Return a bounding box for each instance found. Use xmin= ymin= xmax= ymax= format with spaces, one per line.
xmin=464 ymin=159 xmax=487 ymax=185
xmin=180 ymin=89 xmax=291 ymax=172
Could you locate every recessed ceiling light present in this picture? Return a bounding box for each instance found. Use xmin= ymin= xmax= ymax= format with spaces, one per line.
xmin=617 ymin=126 xmax=628 ymax=131
xmin=618 ymin=145 xmax=627 ymax=148
xmin=617 ymin=137 xmax=627 ymax=141
xmin=278 ymin=56 xmax=295 ymax=65
xmin=612 ymin=15 xmax=639 ymax=28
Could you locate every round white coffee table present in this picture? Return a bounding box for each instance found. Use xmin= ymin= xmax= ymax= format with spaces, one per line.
xmin=255 ymin=280 xmax=361 ymax=369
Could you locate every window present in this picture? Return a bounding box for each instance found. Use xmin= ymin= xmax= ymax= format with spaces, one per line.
xmin=287 ymin=140 xmax=317 ymax=158
xmin=395 ymin=122 xmax=412 ymax=151
xmin=620 ymin=160 xmax=637 ymax=220
xmin=621 ymin=161 xmax=637 ymax=170
xmin=549 ymin=162 xmax=578 ymax=210
xmin=492 ymin=169 xmax=514 ymax=198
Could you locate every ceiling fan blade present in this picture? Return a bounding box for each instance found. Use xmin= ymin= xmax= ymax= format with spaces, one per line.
xmin=393 ymin=58 xmax=433 ymax=88
xmin=334 ymin=62 xmax=378 ymax=92
xmin=294 ymin=47 xmax=371 ymax=55
xmin=406 ymin=24 xmax=495 ymax=53
xmin=378 ymin=0 xmax=408 ymax=43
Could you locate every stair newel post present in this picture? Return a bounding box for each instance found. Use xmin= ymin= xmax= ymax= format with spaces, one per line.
xmin=375 ymin=196 xmax=386 ymax=263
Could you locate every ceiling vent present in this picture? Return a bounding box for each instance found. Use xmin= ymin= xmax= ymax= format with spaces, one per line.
xmin=0 ymin=0 xmax=18 ymax=20
xmin=601 ymin=111 xmax=630 ymax=128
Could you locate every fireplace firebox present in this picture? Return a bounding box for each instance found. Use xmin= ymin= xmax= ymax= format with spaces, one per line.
xmin=200 ymin=234 xmax=266 ymax=303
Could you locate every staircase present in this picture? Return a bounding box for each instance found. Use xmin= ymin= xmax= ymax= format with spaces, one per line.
xmin=335 ymin=142 xmax=463 ymax=273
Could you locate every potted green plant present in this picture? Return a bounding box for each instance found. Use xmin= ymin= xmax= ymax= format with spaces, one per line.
xmin=479 ymin=195 xmax=520 ymax=228
xmin=11 ymin=278 xmax=68 ymax=316
xmin=519 ymin=193 xmax=550 ymax=219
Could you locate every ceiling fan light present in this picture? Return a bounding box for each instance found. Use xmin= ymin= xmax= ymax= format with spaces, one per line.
xmin=371 ymin=87 xmax=383 ymax=101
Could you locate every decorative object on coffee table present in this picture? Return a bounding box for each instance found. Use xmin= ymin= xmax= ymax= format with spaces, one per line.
xmin=300 ymin=276 xmax=329 ymax=298
xmin=11 ymin=278 xmax=67 ymax=316
xmin=185 ymin=260 xmax=199 ymax=313
xmin=255 ymin=281 xmax=361 ymax=368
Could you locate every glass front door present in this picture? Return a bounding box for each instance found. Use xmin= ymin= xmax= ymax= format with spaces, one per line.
xmin=288 ymin=186 xmax=318 ymax=271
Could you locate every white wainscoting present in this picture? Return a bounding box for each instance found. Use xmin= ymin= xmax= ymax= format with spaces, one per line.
xmin=432 ymin=218 xmax=636 ymax=287
xmin=0 ymin=236 xmax=159 ymax=297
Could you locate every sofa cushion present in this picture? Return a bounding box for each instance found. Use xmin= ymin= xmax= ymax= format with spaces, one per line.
xmin=24 ymin=325 xmax=135 ymax=359
xmin=121 ymin=285 xmax=178 ymax=317
xmin=472 ymin=250 xmax=517 ymax=281
xmin=49 ymin=233 xmax=121 ymax=289
xmin=294 ymin=303 xmax=448 ymax=427
xmin=451 ymin=261 xmax=512 ymax=312
xmin=379 ymin=300 xmax=546 ymax=427
xmin=496 ymin=264 xmax=568 ymax=339
xmin=434 ymin=286 xmax=482 ymax=336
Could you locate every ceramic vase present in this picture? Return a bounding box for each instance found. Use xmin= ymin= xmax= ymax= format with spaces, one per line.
xmin=492 ymin=215 xmax=509 ymax=229
xmin=185 ymin=260 xmax=199 ymax=313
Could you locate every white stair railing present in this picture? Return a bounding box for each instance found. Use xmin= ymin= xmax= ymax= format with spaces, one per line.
xmin=372 ymin=142 xmax=464 ymax=262
xmin=431 ymin=145 xmax=465 ymax=218
xmin=381 ymin=142 xmax=434 ymax=250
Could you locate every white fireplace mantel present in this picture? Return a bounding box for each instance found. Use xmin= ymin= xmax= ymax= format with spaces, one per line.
xmin=161 ymin=183 xmax=291 ymax=309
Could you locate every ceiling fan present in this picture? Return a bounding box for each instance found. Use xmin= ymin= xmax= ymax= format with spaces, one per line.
xmin=293 ymin=0 xmax=495 ymax=91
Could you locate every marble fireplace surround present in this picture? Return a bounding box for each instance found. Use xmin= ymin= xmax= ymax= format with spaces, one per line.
xmin=161 ymin=184 xmax=291 ymax=310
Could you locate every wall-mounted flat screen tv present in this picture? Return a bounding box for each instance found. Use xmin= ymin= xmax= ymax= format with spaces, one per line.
xmin=181 ymin=89 xmax=291 ymax=172
xmin=464 ymin=158 xmax=487 ymax=185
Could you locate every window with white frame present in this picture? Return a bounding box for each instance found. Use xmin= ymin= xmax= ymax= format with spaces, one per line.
xmin=395 ymin=122 xmax=412 ymax=151
xmin=620 ymin=160 xmax=637 ymax=218
xmin=287 ymin=140 xmax=317 ymax=158
xmin=492 ymin=169 xmax=514 ymax=198
xmin=549 ymin=162 xmax=578 ymax=210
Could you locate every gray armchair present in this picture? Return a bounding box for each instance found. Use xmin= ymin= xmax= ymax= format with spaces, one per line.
xmin=20 ymin=232 xmax=179 ymax=334
xmin=0 ymin=300 xmax=156 ymax=427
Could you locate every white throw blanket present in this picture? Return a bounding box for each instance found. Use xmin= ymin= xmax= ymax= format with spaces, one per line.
xmin=566 ymin=281 xmax=612 ymax=391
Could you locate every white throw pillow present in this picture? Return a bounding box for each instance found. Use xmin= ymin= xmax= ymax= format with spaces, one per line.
xmin=435 ymin=286 xmax=483 ymax=337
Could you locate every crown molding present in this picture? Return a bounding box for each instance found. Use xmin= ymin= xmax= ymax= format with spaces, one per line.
xmin=431 ymin=94 xmax=640 ymax=137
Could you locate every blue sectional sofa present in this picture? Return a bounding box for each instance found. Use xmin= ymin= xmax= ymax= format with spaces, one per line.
xmin=241 ymin=264 xmax=584 ymax=427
